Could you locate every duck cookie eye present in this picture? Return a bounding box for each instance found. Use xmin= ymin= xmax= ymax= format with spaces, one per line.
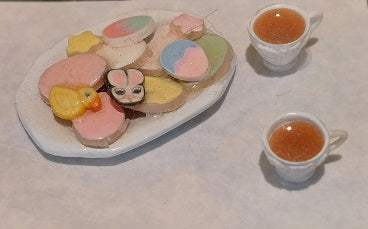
xmin=105 ymin=69 xmax=145 ymax=106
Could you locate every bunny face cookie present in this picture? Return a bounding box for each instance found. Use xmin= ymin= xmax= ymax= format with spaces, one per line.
xmin=105 ymin=69 xmax=145 ymax=106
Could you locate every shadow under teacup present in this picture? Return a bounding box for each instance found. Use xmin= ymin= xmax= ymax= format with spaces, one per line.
xmin=248 ymin=4 xmax=322 ymax=72
xmin=262 ymin=112 xmax=348 ymax=183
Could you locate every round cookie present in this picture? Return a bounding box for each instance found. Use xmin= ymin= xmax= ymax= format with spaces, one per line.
xmin=102 ymin=15 xmax=155 ymax=47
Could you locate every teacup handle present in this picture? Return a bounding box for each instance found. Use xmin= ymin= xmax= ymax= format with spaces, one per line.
xmin=328 ymin=130 xmax=348 ymax=152
xmin=309 ymin=11 xmax=323 ymax=33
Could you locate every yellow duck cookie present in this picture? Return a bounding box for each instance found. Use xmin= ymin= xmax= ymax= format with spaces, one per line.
xmin=66 ymin=31 xmax=102 ymax=57
xmin=49 ymin=86 xmax=101 ymax=120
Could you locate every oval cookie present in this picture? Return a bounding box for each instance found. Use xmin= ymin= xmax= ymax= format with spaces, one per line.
xmin=102 ymin=15 xmax=155 ymax=47
xmin=195 ymin=34 xmax=234 ymax=83
xmin=160 ymin=40 xmax=209 ymax=82
xmin=38 ymin=54 xmax=107 ymax=103
xmin=128 ymin=76 xmax=185 ymax=113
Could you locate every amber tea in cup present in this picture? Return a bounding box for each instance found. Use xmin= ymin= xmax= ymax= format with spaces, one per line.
xmin=248 ymin=4 xmax=323 ymax=72
xmin=262 ymin=112 xmax=348 ymax=183
xmin=269 ymin=120 xmax=324 ymax=162
xmin=253 ymin=8 xmax=306 ymax=44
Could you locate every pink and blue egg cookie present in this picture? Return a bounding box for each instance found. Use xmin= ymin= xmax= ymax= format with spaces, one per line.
xmin=160 ymin=40 xmax=209 ymax=82
xmin=102 ymin=15 xmax=155 ymax=47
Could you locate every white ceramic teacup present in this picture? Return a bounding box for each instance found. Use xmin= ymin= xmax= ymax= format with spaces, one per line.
xmin=248 ymin=4 xmax=323 ymax=72
xmin=262 ymin=112 xmax=348 ymax=183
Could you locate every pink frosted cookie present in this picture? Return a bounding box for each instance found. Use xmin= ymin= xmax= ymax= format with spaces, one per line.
xmin=72 ymin=92 xmax=128 ymax=148
xmin=102 ymin=15 xmax=155 ymax=47
xmin=139 ymin=24 xmax=180 ymax=76
xmin=160 ymin=40 xmax=210 ymax=81
xmin=170 ymin=14 xmax=204 ymax=40
xmin=38 ymin=54 xmax=107 ymax=103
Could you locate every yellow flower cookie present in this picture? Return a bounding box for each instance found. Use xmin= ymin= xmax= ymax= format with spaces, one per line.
xmin=66 ymin=31 xmax=102 ymax=57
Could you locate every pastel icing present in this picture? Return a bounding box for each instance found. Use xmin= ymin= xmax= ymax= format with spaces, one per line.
xmin=49 ymin=86 xmax=101 ymax=120
xmin=102 ymin=15 xmax=155 ymax=47
xmin=143 ymin=76 xmax=183 ymax=104
xmin=66 ymin=31 xmax=102 ymax=57
xmin=139 ymin=24 xmax=180 ymax=76
xmin=105 ymin=69 xmax=145 ymax=106
xmin=38 ymin=54 xmax=107 ymax=103
xmin=172 ymin=14 xmax=204 ymax=34
xmin=95 ymin=41 xmax=148 ymax=69
xmin=72 ymin=92 xmax=128 ymax=147
xmin=195 ymin=34 xmax=230 ymax=77
xmin=160 ymin=40 xmax=209 ymax=81
xmin=128 ymin=76 xmax=186 ymax=113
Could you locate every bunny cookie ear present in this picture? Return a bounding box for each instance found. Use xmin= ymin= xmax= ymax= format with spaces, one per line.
xmin=126 ymin=69 xmax=144 ymax=86
xmin=106 ymin=69 xmax=128 ymax=87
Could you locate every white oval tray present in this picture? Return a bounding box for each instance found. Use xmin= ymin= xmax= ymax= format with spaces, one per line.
xmin=15 ymin=9 xmax=236 ymax=158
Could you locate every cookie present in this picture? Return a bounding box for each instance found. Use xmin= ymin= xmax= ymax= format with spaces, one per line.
xmin=160 ymin=40 xmax=210 ymax=82
xmin=66 ymin=31 xmax=102 ymax=57
xmin=49 ymin=86 xmax=101 ymax=120
xmin=102 ymin=15 xmax=155 ymax=47
xmin=95 ymin=41 xmax=150 ymax=69
xmin=105 ymin=69 xmax=145 ymax=106
xmin=195 ymin=34 xmax=234 ymax=86
xmin=72 ymin=92 xmax=128 ymax=148
xmin=38 ymin=53 xmax=107 ymax=103
xmin=128 ymin=76 xmax=185 ymax=113
xmin=170 ymin=14 xmax=204 ymax=40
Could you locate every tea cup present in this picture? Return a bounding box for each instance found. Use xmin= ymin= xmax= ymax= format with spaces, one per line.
xmin=262 ymin=112 xmax=348 ymax=183
xmin=248 ymin=4 xmax=323 ymax=72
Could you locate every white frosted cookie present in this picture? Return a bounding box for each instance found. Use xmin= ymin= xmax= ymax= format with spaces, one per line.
xmin=95 ymin=41 xmax=151 ymax=69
